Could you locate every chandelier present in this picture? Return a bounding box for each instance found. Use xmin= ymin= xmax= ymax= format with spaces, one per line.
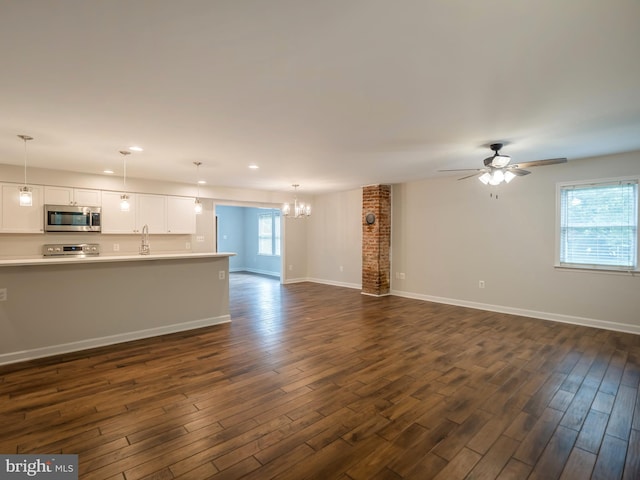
xmin=282 ymin=184 xmax=311 ymax=218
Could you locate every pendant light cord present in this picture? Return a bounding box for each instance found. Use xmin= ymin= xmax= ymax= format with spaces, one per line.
xmin=23 ymin=139 xmax=27 ymax=186
xmin=17 ymin=134 xmax=33 ymax=186
xmin=119 ymin=150 xmax=131 ymax=189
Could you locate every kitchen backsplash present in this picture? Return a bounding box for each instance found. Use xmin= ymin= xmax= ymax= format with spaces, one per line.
xmin=0 ymin=232 xmax=196 ymax=258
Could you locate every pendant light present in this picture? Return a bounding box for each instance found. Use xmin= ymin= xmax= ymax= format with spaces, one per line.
xmin=193 ymin=161 xmax=203 ymax=214
xmin=282 ymin=184 xmax=311 ymax=218
xmin=17 ymin=134 xmax=34 ymax=207
xmin=119 ymin=150 xmax=131 ymax=211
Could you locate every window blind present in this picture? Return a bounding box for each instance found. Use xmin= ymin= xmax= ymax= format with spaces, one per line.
xmin=559 ymin=180 xmax=638 ymax=269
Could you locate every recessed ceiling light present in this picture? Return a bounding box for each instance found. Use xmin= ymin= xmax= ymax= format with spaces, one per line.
xmin=198 ymin=180 xmax=207 ymax=184
xmin=248 ymin=164 xmax=259 ymax=169
xmin=129 ymin=146 xmax=144 ymax=152
xmin=103 ymin=169 xmax=114 ymax=174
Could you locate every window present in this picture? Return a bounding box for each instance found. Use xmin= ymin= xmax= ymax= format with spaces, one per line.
xmin=258 ymin=211 xmax=281 ymax=256
xmin=558 ymin=179 xmax=638 ymax=270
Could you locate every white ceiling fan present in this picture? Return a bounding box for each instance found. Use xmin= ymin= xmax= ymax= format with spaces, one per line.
xmin=440 ymin=143 xmax=568 ymax=185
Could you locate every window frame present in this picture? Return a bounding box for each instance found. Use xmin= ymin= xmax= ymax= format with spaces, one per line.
xmin=555 ymin=176 xmax=639 ymax=273
xmin=257 ymin=210 xmax=281 ymax=257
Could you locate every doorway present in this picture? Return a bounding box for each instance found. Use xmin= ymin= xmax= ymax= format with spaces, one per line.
xmin=215 ymin=205 xmax=282 ymax=280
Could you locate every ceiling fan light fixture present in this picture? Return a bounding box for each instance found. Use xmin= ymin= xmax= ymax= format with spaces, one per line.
xmin=504 ymin=170 xmax=516 ymax=183
xmin=492 ymin=154 xmax=511 ymax=168
xmin=478 ymin=172 xmax=491 ymax=185
xmin=489 ymin=169 xmax=505 ymax=185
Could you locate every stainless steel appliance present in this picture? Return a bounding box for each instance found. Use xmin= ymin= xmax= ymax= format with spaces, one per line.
xmin=44 ymin=205 xmax=101 ymax=232
xmin=43 ymin=243 xmax=100 ymax=256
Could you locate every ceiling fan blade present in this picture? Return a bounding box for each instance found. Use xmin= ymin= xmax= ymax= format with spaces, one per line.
xmin=508 ymin=168 xmax=531 ymax=176
xmin=458 ymin=172 xmax=483 ymax=181
xmin=511 ymin=158 xmax=567 ymax=169
xmin=438 ymin=168 xmax=483 ymax=172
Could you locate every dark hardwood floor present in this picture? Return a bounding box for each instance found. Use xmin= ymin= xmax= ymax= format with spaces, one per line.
xmin=1 ymin=272 xmax=639 ymax=479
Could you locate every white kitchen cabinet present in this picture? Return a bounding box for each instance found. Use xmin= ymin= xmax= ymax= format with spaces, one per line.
xmin=1 ymin=183 xmax=45 ymax=233
xmin=137 ymin=194 xmax=167 ymax=234
xmin=101 ymin=191 xmax=137 ymax=234
xmin=44 ymin=186 xmax=102 ymax=206
xmin=167 ymin=196 xmax=197 ymax=234
xmin=97 ymin=191 xmax=196 ymax=235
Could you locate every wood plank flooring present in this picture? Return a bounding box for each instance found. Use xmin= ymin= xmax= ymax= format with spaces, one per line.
xmin=1 ymin=272 xmax=639 ymax=479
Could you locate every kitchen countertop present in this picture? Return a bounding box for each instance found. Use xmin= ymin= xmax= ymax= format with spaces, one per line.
xmin=0 ymin=252 xmax=235 ymax=267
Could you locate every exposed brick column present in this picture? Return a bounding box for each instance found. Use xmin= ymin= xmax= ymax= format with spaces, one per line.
xmin=362 ymin=184 xmax=391 ymax=296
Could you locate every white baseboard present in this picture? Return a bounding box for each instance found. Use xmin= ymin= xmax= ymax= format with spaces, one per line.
xmin=282 ymin=276 xmax=308 ymax=284
xmin=304 ymin=277 xmax=362 ymax=290
xmin=229 ymin=268 xmax=281 ymax=278
xmin=0 ymin=315 xmax=231 ymax=366
xmin=243 ymin=268 xmax=280 ymax=277
xmin=390 ymin=289 xmax=640 ymax=335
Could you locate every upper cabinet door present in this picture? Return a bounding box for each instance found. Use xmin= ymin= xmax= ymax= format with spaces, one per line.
xmin=101 ymin=191 xmax=137 ymax=234
xmin=44 ymin=186 xmax=102 ymax=206
xmin=1 ymin=183 xmax=45 ymax=233
xmin=44 ymin=186 xmax=74 ymax=205
xmin=137 ymin=194 xmax=167 ymax=234
xmin=167 ymin=196 xmax=197 ymax=234
xmin=74 ymin=189 xmax=102 ymax=206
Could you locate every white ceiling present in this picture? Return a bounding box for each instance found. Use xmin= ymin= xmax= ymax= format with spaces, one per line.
xmin=1 ymin=1 xmax=639 ymax=195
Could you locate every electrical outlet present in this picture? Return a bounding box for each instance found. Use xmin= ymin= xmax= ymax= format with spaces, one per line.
xmin=186 ymin=242 xmax=191 ymax=249
xmin=288 ymin=265 xmax=293 ymax=271
xmin=0 ymin=288 xmax=6 ymax=302
xmin=218 ymin=270 xmax=226 ymax=280
xmin=339 ymin=265 xmax=344 ymax=272
xmin=479 ymin=280 xmax=485 ymax=289
xmin=113 ymin=244 xmax=119 ymax=252
xmin=399 ymin=273 xmax=406 ymax=280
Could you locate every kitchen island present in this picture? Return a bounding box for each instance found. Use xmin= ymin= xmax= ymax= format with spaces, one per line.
xmin=0 ymin=252 xmax=235 ymax=365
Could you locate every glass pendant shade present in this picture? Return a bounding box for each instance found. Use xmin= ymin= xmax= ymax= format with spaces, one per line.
xmin=18 ymin=134 xmax=33 ymax=207
xmin=19 ymin=186 xmax=33 ymax=206
xmin=194 ymin=198 xmax=203 ymax=214
xmin=120 ymin=194 xmax=130 ymax=212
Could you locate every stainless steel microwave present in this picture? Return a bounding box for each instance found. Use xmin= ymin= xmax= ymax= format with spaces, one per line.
xmin=44 ymin=205 xmax=102 ymax=232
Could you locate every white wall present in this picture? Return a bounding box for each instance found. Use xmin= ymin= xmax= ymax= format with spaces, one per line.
xmin=389 ymin=151 xmax=640 ymax=332
xmin=307 ymin=189 xmax=362 ymax=288
xmin=282 ymin=215 xmax=309 ymax=283
xmin=304 ymin=151 xmax=640 ymax=333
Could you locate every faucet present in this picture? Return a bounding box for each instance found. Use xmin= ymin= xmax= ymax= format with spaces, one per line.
xmin=140 ymin=224 xmax=150 ymax=255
